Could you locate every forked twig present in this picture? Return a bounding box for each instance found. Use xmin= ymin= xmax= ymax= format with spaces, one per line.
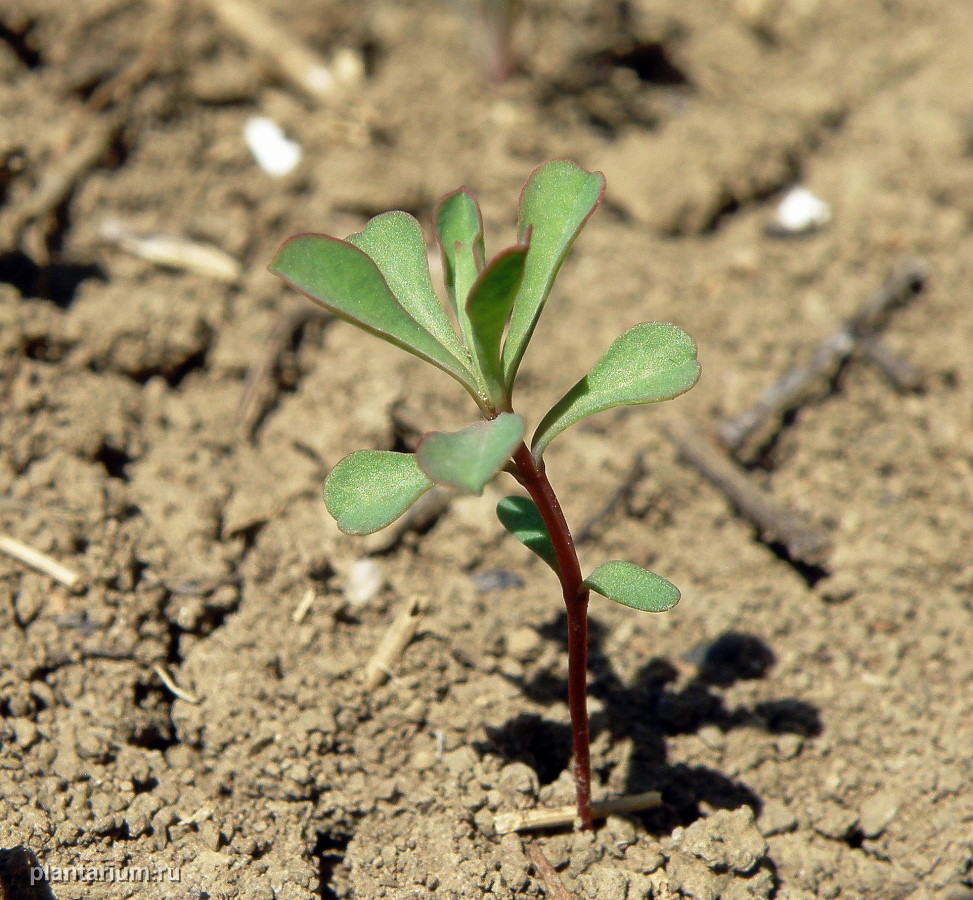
xmin=857 ymin=334 xmax=924 ymax=392
xmin=719 ymin=259 xmax=927 ymax=459
xmin=664 ymin=418 xmax=831 ymax=566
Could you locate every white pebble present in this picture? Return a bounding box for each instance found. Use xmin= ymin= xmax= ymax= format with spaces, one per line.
xmin=771 ymin=186 xmax=832 ymax=235
xmin=243 ymin=116 xmax=302 ymax=177
xmin=344 ymin=559 xmax=384 ymax=607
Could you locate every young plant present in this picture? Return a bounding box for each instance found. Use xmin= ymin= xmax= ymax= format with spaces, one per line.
xmin=270 ymin=160 xmax=700 ymax=829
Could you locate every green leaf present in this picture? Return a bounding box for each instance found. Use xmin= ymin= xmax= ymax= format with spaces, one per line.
xmin=466 ymin=245 xmax=528 ymax=405
xmin=323 ymin=450 xmax=433 ymax=536
xmin=346 ymin=211 xmax=470 ymax=367
xmin=583 ymin=561 xmax=680 ymax=612
xmin=417 ymin=413 xmax=525 ymax=494
xmin=496 ymin=495 xmax=559 ymax=573
xmin=531 ymin=322 xmax=700 ymax=460
xmin=434 ymin=188 xmax=485 ymax=315
xmin=270 ymin=234 xmax=475 ymax=390
xmin=502 ymin=160 xmax=606 ymax=384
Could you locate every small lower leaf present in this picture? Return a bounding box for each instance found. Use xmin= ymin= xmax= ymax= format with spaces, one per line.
xmin=583 ymin=561 xmax=680 ymax=612
xmin=417 ymin=413 xmax=525 ymax=494
xmin=324 ymin=451 xmax=432 ymax=535
xmin=496 ymin=495 xmax=559 ymax=573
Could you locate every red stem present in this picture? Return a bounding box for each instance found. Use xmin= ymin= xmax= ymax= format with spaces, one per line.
xmin=512 ymin=443 xmax=593 ymax=830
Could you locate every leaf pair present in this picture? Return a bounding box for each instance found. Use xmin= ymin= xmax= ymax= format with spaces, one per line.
xmin=270 ymin=217 xmax=478 ymax=398
xmin=433 ymin=163 xmax=607 ymax=409
xmin=270 ymin=161 xmax=608 ymax=413
xmin=324 ymin=414 xmax=524 ymax=535
xmin=434 ymin=185 xmax=526 ymax=406
xmin=496 ymin=495 xmax=680 ymax=612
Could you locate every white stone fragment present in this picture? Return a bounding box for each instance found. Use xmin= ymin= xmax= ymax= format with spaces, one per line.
xmin=772 ymin=186 xmax=832 ymax=235
xmin=243 ymin=116 xmax=302 ymax=177
xmin=344 ymin=559 xmax=385 ymax=608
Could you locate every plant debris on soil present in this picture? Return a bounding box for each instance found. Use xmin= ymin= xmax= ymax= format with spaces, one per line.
xmin=1 ymin=1 xmax=972 ymax=898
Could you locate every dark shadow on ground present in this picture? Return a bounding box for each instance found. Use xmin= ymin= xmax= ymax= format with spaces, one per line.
xmin=0 ymin=250 xmax=105 ymax=307
xmin=479 ymin=617 xmax=821 ymax=833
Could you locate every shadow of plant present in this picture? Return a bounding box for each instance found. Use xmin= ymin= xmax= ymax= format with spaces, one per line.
xmin=480 ymin=618 xmax=820 ymax=833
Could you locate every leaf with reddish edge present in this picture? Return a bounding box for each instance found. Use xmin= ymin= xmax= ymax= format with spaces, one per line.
xmin=502 ymin=160 xmax=606 ymax=385
xmin=270 ymin=234 xmax=477 ymax=391
xmin=417 ymin=413 xmax=525 ymax=494
xmin=346 ymin=211 xmax=470 ymax=367
xmin=531 ymin=322 xmax=700 ymax=461
xmin=584 ymin=560 xmax=680 ymax=612
xmin=434 ymin=187 xmax=485 ymax=316
xmin=324 ymin=451 xmax=433 ymax=536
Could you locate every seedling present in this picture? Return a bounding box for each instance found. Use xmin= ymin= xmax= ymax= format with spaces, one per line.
xmin=270 ymin=160 xmax=700 ymax=829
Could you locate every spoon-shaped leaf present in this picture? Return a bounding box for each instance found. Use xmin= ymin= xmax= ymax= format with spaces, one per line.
xmin=532 ymin=322 xmax=700 ymax=460
xmin=466 ymin=245 xmax=528 ymax=405
xmin=502 ymin=160 xmax=606 ymax=384
xmin=584 ymin=561 xmax=680 ymax=612
xmin=496 ymin=495 xmax=559 ymax=573
xmin=324 ymin=450 xmax=432 ymax=535
xmin=346 ymin=211 xmax=470 ymax=367
xmin=270 ymin=234 xmax=476 ymax=390
xmin=434 ymin=187 xmax=485 ymax=315
xmin=417 ymin=413 xmax=525 ymax=494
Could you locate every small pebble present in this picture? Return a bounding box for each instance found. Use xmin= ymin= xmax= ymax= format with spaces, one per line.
xmin=344 ymin=559 xmax=384 ymax=607
xmin=505 ymin=626 xmax=542 ymax=662
xmin=470 ymin=570 xmax=523 ymax=593
xmin=768 ymin=186 xmax=832 ymax=236
xmin=859 ymin=793 xmax=900 ymax=838
xmin=243 ymin=117 xmax=302 ymax=176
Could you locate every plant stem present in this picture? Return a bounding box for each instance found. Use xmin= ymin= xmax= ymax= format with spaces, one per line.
xmin=511 ymin=443 xmax=594 ymax=830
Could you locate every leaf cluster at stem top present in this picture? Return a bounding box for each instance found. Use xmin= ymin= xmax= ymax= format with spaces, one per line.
xmin=269 ymin=160 xmax=701 ymax=607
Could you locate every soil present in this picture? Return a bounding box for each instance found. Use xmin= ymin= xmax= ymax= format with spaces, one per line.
xmin=1 ymin=1 xmax=972 ymax=898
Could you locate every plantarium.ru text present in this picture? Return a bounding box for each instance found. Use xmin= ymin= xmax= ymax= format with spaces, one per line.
xmin=270 ymin=160 xmax=700 ymax=829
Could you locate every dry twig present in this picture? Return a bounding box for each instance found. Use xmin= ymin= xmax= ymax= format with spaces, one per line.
xmin=494 ymin=791 xmax=662 ymax=835
xmin=719 ymin=259 xmax=927 ymax=460
xmin=664 ymin=418 xmax=831 ymax=567
xmin=525 ymin=841 xmax=576 ymax=900
xmin=857 ymin=335 xmax=924 ymax=392
xmin=99 ymin=218 xmax=241 ymax=282
xmin=200 ymin=0 xmax=362 ymax=99
xmin=364 ymin=596 xmax=421 ymax=690
xmin=292 ymin=588 xmax=316 ymax=624
xmin=153 ymin=664 xmax=201 ymax=705
xmin=236 ymin=306 xmax=332 ymax=440
xmin=0 ymin=535 xmax=83 ymax=591
xmin=0 ymin=111 xmax=124 ymax=254
xmin=0 ymin=2 xmax=177 ymax=256
xmin=575 ymin=452 xmax=645 ymax=545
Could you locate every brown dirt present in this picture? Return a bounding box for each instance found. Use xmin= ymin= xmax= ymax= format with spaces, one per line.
xmin=1 ymin=1 xmax=972 ymax=898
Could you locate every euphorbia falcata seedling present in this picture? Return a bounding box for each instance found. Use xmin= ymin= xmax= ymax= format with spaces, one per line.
xmin=270 ymin=160 xmax=700 ymax=829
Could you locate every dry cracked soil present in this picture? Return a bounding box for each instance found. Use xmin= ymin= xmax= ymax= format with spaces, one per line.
xmin=1 ymin=1 xmax=972 ymax=898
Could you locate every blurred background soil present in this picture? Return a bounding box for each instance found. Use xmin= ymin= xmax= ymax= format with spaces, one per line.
xmin=0 ymin=1 xmax=972 ymax=898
